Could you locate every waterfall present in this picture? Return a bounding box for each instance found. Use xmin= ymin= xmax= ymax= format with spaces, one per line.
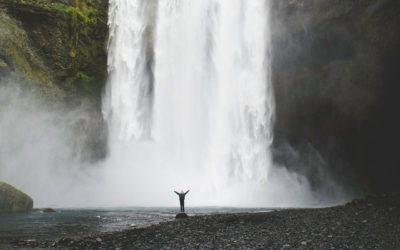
xmin=103 ymin=0 xmax=277 ymax=206
xmin=0 ymin=0 xmax=351 ymax=208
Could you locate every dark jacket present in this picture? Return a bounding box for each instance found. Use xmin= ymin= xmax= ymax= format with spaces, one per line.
xmin=174 ymin=190 xmax=189 ymax=201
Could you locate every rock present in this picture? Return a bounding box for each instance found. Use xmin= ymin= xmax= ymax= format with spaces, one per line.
xmin=58 ymin=237 xmax=74 ymax=245
xmin=11 ymin=194 xmax=399 ymax=249
xmin=270 ymin=0 xmax=400 ymax=193
xmin=176 ymin=213 xmax=189 ymax=219
xmin=0 ymin=58 xmax=8 ymax=75
xmin=42 ymin=208 xmax=56 ymax=213
xmin=0 ymin=0 xmax=109 ymax=100
xmin=0 ymin=182 xmax=33 ymax=213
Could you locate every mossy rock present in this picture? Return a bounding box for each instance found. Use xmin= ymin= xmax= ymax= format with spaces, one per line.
xmin=0 ymin=182 xmax=33 ymax=213
xmin=42 ymin=208 xmax=56 ymax=213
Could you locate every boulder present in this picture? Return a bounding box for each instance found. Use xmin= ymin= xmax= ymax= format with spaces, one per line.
xmin=176 ymin=212 xmax=188 ymax=219
xmin=0 ymin=182 xmax=33 ymax=213
xmin=42 ymin=208 xmax=56 ymax=213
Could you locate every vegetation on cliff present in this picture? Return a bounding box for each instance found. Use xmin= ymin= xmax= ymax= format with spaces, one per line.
xmin=0 ymin=0 xmax=108 ymax=101
xmin=0 ymin=0 xmax=109 ymax=161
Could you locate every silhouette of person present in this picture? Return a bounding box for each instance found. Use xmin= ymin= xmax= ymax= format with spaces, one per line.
xmin=174 ymin=189 xmax=190 ymax=213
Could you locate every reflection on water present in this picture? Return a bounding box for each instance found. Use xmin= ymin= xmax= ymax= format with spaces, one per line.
xmin=0 ymin=207 xmax=270 ymax=247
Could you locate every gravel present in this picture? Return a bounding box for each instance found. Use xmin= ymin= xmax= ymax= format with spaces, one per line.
xmin=10 ymin=194 xmax=400 ymax=249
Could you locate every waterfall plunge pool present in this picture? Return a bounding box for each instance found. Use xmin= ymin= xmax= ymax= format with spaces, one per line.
xmin=0 ymin=207 xmax=273 ymax=247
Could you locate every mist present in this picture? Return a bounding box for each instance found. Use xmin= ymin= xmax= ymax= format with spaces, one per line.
xmin=0 ymin=77 xmax=353 ymax=208
xmin=0 ymin=80 xmax=103 ymax=207
xmin=0 ymin=0 xmax=356 ymax=209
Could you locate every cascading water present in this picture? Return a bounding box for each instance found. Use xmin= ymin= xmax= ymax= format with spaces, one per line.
xmin=104 ymin=0 xmax=156 ymax=142
xmin=0 ymin=0 xmax=352 ymax=209
xmin=102 ymin=0 xmax=311 ymax=207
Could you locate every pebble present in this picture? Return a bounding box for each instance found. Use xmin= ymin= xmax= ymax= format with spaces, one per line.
xmin=6 ymin=194 xmax=400 ymax=249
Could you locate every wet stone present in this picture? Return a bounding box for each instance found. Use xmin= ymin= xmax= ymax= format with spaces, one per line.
xmin=175 ymin=213 xmax=188 ymax=219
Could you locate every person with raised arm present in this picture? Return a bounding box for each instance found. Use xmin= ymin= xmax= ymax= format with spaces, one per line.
xmin=174 ymin=189 xmax=190 ymax=213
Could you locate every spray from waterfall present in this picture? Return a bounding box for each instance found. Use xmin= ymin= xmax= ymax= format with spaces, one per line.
xmin=0 ymin=0 xmax=352 ymax=208
xmin=101 ymin=0 xmax=323 ymax=207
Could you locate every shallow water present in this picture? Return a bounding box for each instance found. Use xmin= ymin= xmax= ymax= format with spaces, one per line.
xmin=0 ymin=207 xmax=270 ymax=246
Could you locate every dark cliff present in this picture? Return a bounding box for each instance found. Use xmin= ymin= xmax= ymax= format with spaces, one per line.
xmin=0 ymin=0 xmax=109 ymax=161
xmin=1 ymin=0 xmax=399 ymax=194
xmin=271 ymin=0 xmax=400 ymax=193
xmin=0 ymin=0 xmax=108 ymax=101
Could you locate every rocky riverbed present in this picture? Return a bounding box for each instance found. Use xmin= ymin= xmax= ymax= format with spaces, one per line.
xmin=10 ymin=194 xmax=400 ymax=249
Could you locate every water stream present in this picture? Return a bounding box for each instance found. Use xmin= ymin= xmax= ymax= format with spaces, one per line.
xmin=102 ymin=0 xmax=275 ymax=206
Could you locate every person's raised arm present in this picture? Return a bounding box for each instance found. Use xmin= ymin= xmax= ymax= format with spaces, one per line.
xmin=174 ymin=190 xmax=179 ymax=195
xmin=185 ymin=190 xmax=190 ymax=195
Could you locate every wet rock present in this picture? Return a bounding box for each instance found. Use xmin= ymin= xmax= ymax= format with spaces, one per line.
xmin=175 ymin=212 xmax=188 ymax=219
xmin=0 ymin=58 xmax=9 ymax=76
xmin=271 ymin=0 xmax=400 ymax=193
xmin=58 ymin=237 xmax=74 ymax=246
xmin=0 ymin=0 xmax=109 ymax=100
xmin=9 ymin=194 xmax=400 ymax=249
xmin=42 ymin=208 xmax=56 ymax=213
xmin=0 ymin=182 xmax=33 ymax=213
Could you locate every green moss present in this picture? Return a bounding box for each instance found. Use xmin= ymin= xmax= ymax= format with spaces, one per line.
xmin=0 ymin=8 xmax=68 ymax=101
xmin=42 ymin=208 xmax=56 ymax=212
xmin=0 ymin=182 xmax=33 ymax=213
xmin=69 ymin=48 xmax=77 ymax=58
xmin=52 ymin=3 xmax=69 ymax=12
xmin=65 ymin=0 xmax=101 ymax=56
xmin=65 ymin=71 xmax=98 ymax=97
xmin=49 ymin=0 xmax=107 ymax=98
xmin=2 ymin=41 xmax=66 ymax=101
xmin=4 ymin=42 xmax=50 ymax=85
xmin=76 ymin=71 xmax=94 ymax=84
xmin=0 ymin=0 xmax=107 ymax=101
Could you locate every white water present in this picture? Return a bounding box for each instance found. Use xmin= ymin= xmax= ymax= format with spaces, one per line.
xmin=0 ymin=0 xmax=350 ymax=208
xmin=101 ymin=0 xmax=318 ymax=207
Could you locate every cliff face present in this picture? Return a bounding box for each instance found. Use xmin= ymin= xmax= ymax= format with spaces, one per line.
xmin=271 ymin=0 xmax=400 ymax=193
xmin=1 ymin=0 xmax=398 ymax=193
xmin=0 ymin=0 xmax=108 ymax=101
xmin=0 ymin=0 xmax=109 ymax=161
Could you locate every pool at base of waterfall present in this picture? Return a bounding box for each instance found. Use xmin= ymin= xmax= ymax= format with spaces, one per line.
xmin=0 ymin=207 xmax=272 ymax=247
